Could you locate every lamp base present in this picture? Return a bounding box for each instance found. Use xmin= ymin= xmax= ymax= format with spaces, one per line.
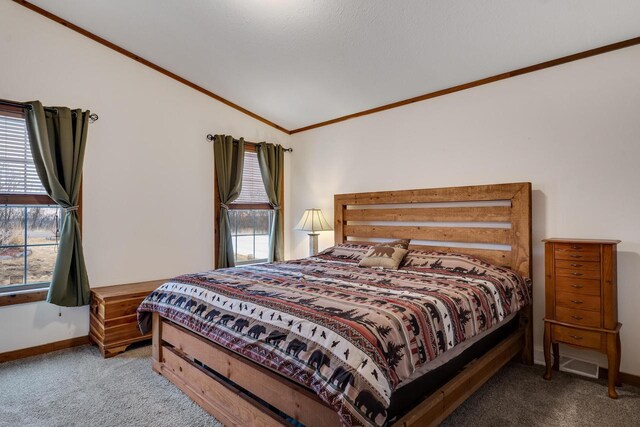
xmin=308 ymin=233 xmax=319 ymax=256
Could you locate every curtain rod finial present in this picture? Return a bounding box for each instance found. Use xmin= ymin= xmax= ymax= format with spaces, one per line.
xmin=206 ymin=134 xmax=215 ymax=142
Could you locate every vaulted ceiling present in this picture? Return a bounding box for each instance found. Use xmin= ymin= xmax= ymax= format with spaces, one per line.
xmin=28 ymin=0 xmax=640 ymax=131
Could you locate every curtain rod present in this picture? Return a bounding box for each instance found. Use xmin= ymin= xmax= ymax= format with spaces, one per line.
xmin=0 ymin=98 xmax=99 ymax=123
xmin=206 ymin=134 xmax=292 ymax=152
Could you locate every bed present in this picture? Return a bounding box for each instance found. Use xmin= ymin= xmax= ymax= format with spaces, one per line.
xmin=138 ymin=182 xmax=532 ymax=427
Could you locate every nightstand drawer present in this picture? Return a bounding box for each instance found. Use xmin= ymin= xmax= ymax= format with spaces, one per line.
xmin=552 ymin=324 xmax=603 ymax=350
xmin=555 ymin=260 xmax=601 ymax=271
xmin=556 ymin=291 xmax=600 ymax=312
xmin=556 ymin=306 xmax=601 ymax=328
xmin=556 ymin=267 xmax=601 ymax=280
xmin=556 ymin=276 xmax=601 ymax=296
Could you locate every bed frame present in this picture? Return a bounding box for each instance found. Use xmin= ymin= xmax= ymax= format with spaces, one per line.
xmin=151 ymin=182 xmax=533 ymax=426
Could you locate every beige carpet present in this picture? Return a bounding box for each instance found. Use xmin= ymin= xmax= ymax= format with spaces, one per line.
xmin=0 ymin=344 xmax=220 ymax=427
xmin=441 ymin=363 xmax=639 ymax=427
xmin=0 ymin=344 xmax=638 ymax=426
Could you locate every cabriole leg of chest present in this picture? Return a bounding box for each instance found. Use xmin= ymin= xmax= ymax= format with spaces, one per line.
xmin=606 ymin=329 xmax=621 ymax=399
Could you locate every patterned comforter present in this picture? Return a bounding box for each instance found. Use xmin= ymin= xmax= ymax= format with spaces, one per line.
xmin=138 ymin=246 xmax=531 ymax=426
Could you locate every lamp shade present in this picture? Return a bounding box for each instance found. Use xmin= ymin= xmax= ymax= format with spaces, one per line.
xmin=295 ymin=208 xmax=333 ymax=233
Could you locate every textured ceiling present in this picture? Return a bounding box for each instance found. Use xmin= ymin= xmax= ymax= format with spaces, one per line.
xmin=28 ymin=0 xmax=640 ymax=131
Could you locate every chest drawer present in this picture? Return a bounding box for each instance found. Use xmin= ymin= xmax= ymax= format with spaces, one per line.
xmin=555 ymin=260 xmax=601 ymax=271
xmin=555 ymin=243 xmax=600 ymax=253
xmin=556 ymin=267 xmax=601 ymax=280
xmin=552 ymin=324 xmax=603 ymax=350
xmin=554 ymin=243 xmax=600 ymax=261
xmin=555 ymin=276 xmax=601 ymax=296
xmin=555 ymin=306 xmax=601 ymax=328
xmin=556 ymin=291 xmax=600 ymax=312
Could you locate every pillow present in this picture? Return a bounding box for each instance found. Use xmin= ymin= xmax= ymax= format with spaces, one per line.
xmin=401 ymin=249 xmax=496 ymax=274
xmin=401 ymin=248 xmax=532 ymax=293
xmin=315 ymin=243 xmax=373 ymax=263
xmin=358 ymin=240 xmax=410 ymax=269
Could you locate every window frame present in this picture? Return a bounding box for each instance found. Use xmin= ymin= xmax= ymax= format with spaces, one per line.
xmin=0 ymin=104 xmax=83 ymax=305
xmin=213 ymin=142 xmax=284 ymax=268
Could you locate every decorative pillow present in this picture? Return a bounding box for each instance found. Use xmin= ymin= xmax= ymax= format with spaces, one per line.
xmin=358 ymin=240 xmax=410 ymax=269
xmin=315 ymin=243 xmax=373 ymax=263
xmin=378 ymin=239 xmax=411 ymax=249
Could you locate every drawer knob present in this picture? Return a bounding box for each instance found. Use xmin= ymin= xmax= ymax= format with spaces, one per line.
xmin=570 ymin=246 xmax=581 ymax=249
xmin=571 ymin=300 xmax=584 ymax=305
xmin=570 ymin=335 xmax=583 ymax=340
xmin=571 ymin=272 xmax=583 ymax=276
xmin=571 ymin=315 xmax=584 ymax=320
xmin=570 ymin=263 xmax=582 ymax=267
xmin=570 ymin=255 xmax=582 ymax=259
xmin=571 ymin=284 xmax=584 ymax=289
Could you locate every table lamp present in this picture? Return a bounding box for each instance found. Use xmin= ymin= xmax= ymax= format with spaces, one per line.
xmin=295 ymin=208 xmax=333 ymax=256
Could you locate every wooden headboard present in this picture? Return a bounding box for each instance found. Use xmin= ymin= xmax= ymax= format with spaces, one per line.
xmin=334 ymin=182 xmax=532 ymax=278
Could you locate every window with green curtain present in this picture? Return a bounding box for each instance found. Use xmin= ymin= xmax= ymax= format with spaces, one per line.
xmin=0 ymin=104 xmax=62 ymax=293
xmin=228 ymin=146 xmax=273 ymax=265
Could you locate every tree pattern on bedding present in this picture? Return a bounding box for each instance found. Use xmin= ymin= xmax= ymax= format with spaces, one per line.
xmin=138 ymin=253 xmax=531 ymax=426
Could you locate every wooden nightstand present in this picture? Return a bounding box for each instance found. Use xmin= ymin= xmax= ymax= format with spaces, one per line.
xmin=89 ymin=279 xmax=166 ymax=358
xmin=542 ymin=238 xmax=622 ymax=398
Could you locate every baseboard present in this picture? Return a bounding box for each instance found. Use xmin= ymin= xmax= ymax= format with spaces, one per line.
xmin=0 ymin=335 xmax=90 ymax=363
xmin=534 ymin=345 xmax=640 ymax=387
xmin=532 ymin=346 xmax=547 ymax=367
xmin=599 ymin=368 xmax=640 ymax=388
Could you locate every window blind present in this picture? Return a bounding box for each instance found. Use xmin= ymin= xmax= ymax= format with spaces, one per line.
xmin=0 ymin=109 xmax=45 ymax=194
xmin=233 ymin=151 xmax=270 ymax=205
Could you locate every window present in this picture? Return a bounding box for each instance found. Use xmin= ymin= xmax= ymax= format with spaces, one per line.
xmin=228 ymin=147 xmax=272 ymax=265
xmin=228 ymin=208 xmax=273 ymax=265
xmin=215 ymin=143 xmax=278 ymax=266
xmin=0 ymin=105 xmax=61 ymax=293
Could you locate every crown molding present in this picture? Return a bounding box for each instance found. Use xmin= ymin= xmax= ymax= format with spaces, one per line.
xmin=13 ymin=0 xmax=291 ymax=135
xmin=14 ymin=1 xmax=640 ymax=136
xmin=290 ymin=35 xmax=640 ymax=134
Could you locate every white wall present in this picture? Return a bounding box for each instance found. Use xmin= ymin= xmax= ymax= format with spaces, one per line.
xmin=0 ymin=2 xmax=291 ymax=352
xmin=289 ymin=45 xmax=640 ymax=376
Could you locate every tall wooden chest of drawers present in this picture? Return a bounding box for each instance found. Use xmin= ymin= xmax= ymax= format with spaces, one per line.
xmin=89 ymin=279 xmax=166 ymax=358
xmin=542 ymin=238 xmax=621 ymax=398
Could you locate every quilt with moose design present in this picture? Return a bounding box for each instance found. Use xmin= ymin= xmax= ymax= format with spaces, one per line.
xmin=138 ymin=246 xmax=531 ymax=426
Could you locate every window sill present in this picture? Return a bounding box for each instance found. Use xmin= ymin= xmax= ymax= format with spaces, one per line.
xmin=235 ymin=260 xmax=269 ymax=266
xmin=0 ymin=288 xmax=48 ymax=307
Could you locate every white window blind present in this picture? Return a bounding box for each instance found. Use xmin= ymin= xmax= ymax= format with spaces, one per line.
xmin=233 ymin=151 xmax=270 ymax=205
xmin=0 ymin=110 xmax=45 ymax=194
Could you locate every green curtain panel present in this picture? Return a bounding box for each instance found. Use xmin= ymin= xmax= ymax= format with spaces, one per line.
xmin=257 ymin=142 xmax=284 ymax=262
xmin=214 ymin=135 xmax=245 ymax=268
xmin=25 ymin=101 xmax=90 ymax=307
